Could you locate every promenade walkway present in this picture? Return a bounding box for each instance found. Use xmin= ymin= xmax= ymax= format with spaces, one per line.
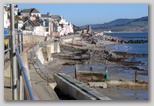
xmin=4 ymin=44 xmax=59 ymax=100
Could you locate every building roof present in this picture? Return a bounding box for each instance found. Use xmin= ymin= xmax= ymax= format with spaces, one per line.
xmin=28 ymin=20 xmax=40 ymax=27
xmin=21 ymin=8 xmax=40 ymax=14
xmin=41 ymin=14 xmax=51 ymax=18
xmin=51 ymin=15 xmax=61 ymax=21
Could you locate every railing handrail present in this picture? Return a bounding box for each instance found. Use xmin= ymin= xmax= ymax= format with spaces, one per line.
xmin=15 ymin=48 xmax=34 ymax=100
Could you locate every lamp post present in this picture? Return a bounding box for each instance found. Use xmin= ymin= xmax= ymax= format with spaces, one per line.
xmin=10 ymin=4 xmax=18 ymax=100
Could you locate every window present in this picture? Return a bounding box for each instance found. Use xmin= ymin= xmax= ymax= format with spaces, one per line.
xmin=46 ymin=28 xmax=49 ymax=32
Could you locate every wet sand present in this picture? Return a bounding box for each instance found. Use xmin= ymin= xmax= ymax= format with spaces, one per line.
xmin=46 ymin=58 xmax=148 ymax=100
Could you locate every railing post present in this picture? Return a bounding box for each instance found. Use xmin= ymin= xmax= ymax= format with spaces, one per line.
xmin=19 ymin=33 xmax=22 ymax=52
xmin=20 ymin=76 xmax=24 ymax=100
xmin=18 ymin=34 xmax=20 ymax=53
xmin=6 ymin=36 xmax=10 ymax=59
xmin=15 ymin=49 xmax=34 ymax=100
xmin=10 ymin=4 xmax=18 ymax=100
xmin=21 ymin=33 xmax=24 ymax=52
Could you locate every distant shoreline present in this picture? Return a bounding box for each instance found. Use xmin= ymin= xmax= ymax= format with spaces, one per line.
xmin=103 ymin=31 xmax=148 ymax=33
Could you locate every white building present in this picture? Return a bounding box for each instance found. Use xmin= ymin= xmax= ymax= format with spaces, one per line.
xmin=51 ymin=15 xmax=61 ymax=32
xmin=21 ymin=8 xmax=41 ymax=20
xmin=14 ymin=5 xmax=19 ymax=16
xmin=23 ymin=19 xmax=48 ymax=36
xmin=18 ymin=20 xmax=23 ymax=29
xmin=41 ymin=12 xmax=52 ymax=20
xmin=33 ymin=26 xmax=46 ymax=36
xmin=40 ymin=12 xmax=54 ymax=36
xmin=57 ymin=17 xmax=74 ymax=36
xmin=69 ymin=23 xmax=74 ymax=34
xmin=4 ymin=6 xmax=10 ymax=28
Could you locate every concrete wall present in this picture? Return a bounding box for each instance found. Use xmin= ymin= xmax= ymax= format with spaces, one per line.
xmin=27 ymin=38 xmax=61 ymax=65
xmin=60 ymin=35 xmax=82 ymax=44
xmin=106 ymin=80 xmax=148 ymax=88
xmin=4 ymin=61 xmax=11 ymax=78
xmin=47 ymin=43 xmax=54 ymax=53
xmin=38 ymin=42 xmax=60 ymax=62
xmin=23 ymin=35 xmax=46 ymax=45
xmin=54 ymin=74 xmax=94 ymax=100
xmin=54 ymin=42 xmax=60 ymax=53
xmin=46 ymin=47 xmax=53 ymax=61
xmin=76 ymin=71 xmax=105 ymax=82
xmin=54 ymin=73 xmax=111 ymax=100
xmin=35 ymin=48 xmax=45 ymax=64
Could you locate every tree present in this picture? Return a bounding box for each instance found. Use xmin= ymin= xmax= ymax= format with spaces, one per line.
xmin=21 ymin=25 xmax=25 ymax=30
xmin=15 ymin=23 xmax=18 ymax=29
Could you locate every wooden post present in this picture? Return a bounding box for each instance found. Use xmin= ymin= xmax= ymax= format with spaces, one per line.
xmin=135 ymin=71 xmax=138 ymax=82
xmin=75 ymin=64 xmax=78 ymax=79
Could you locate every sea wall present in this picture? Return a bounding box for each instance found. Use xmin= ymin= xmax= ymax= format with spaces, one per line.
xmin=23 ymin=35 xmax=49 ymax=45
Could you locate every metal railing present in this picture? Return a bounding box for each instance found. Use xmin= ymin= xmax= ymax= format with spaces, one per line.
xmin=4 ymin=4 xmax=35 ymax=100
xmin=15 ymin=48 xmax=34 ymax=100
xmin=4 ymin=31 xmax=35 ymax=100
xmin=4 ymin=32 xmax=35 ymax=100
xmin=4 ymin=35 xmax=11 ymax=63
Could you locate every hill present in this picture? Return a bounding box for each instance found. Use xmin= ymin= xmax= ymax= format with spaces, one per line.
xmin=80 ymin=16 xmax=148 ymax=32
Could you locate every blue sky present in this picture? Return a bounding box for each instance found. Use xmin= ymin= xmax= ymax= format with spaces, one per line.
xmin=17 ymin=4 xmax=148 ymax=26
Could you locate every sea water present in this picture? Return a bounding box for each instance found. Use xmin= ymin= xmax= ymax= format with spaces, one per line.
xmin=104 ymin=32 xmax=148 ymax=65
xmin=104 ymin=32 xmax=148 ymax=40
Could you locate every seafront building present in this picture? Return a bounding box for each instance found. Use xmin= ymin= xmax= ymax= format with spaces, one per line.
xmin=4 ymin=4 xmax=74 ymax=36
xmin=4 ymin=5 xmax=10 ymax=29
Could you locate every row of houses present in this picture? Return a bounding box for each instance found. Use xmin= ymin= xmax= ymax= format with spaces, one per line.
xmin=4 ymin=4 xmax=74 ymax=36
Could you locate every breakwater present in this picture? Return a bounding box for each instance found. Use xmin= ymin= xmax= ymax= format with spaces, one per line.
xmin=101 ymin=35 xmax=148 ymax=44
